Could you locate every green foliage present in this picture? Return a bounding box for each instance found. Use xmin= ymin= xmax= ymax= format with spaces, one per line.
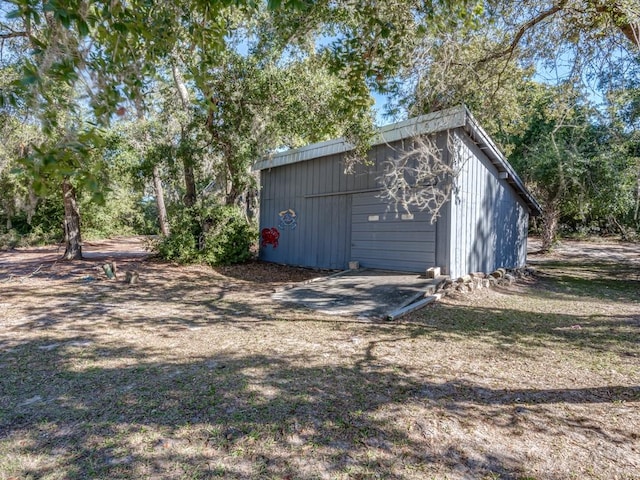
xmin=79 ymin=190 xmax=156 ymax=239
xmin=155 ymin=209 xmax=200 ymax=263
xmin=0 ymin=195 xmax=63 ymax=248
xmin=509 ymin=84 xmax=638 ymax=243
xmin=156 ymin=204 xmax=256 ymax=266
xmin=198 ymin=205 xmax=256 ymax=266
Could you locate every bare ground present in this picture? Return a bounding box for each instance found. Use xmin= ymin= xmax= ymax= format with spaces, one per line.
xmin=0 ymin=237 xmax=638 ymax=480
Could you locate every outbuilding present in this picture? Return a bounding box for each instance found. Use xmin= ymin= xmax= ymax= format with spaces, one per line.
xmin=254 ymin=105 xmax=541 ymax=278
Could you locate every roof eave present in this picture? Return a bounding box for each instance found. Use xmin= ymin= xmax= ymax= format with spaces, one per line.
xmin=462 ymin=107 xmax=543 ymax=216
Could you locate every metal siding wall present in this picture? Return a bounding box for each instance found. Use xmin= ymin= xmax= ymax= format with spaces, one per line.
xmin=329 ymin=154 xmax=341 ymax=266
xmin=259 ymin=154 xmax=350 ymax=269
xmin=347 ymin=141 xmax=437 ymax=273
xmin=449 ymin=130 xmax=529 ymax=277
xmin=261 ymin=133 xmax=498 ymax=273
xmin=435 ymin=134 xmax=452 ymax=275
xmin=350 ymin=192 xmax=436 ymax=272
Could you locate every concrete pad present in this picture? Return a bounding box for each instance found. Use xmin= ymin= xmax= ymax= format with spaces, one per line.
xmin=272 ymin=269 xmax=444 ymax=320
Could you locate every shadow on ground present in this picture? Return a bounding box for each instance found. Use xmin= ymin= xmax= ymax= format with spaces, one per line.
xmin=1 ymin=237 xmax=639 ymax=478
xmin=1 ymin=334 xmax=638 ymax=480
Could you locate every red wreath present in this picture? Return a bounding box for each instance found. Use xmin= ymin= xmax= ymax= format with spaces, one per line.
xmin=261 ymin=227 xmax=280 ymax=248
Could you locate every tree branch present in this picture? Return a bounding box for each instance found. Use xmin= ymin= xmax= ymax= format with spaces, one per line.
xmin=478 ymin=1 xmax=569 ymax=64
xmin=0 ymin=31 xmax=28 ymax=39
xmin=591 ymin=1 xmax=640 ymax=50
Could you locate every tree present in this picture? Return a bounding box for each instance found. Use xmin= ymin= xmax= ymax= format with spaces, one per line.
xmin=510 ymin=84 xmax=638 ymax=249
xmin=200 ymin=47 xmax=373 ymax=207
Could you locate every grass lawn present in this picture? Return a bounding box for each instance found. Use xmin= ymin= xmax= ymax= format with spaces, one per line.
xmin=0 ymin=238 xmax=638 ymax=479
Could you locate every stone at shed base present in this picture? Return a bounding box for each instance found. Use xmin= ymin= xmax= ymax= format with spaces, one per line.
xmin=490 ymin=268 xmax=506 ymax=279
xmin=426 ymin=267 xmax=441 ymax=279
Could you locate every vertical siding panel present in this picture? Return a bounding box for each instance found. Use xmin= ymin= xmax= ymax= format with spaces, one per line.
xmin=293 ymin=162 xmax=301 ymax=266
xmin=346 ymin=159 xmax=355 ymax=191
xmin=471 ymin=151 xmax=476 ymax=271
xmin=285 ymin=165 xmax=294 ymax=264
xmin=331 ymin=154 xmax=341 ymax=267
xmin=345 ymin=191 xmax=352 ymax=266
xmin=303 ymin=159 xmax=313 ymax=267
xmin=287 ymin=164 xmax=294 ymax=264
xmin=481 ymin=156 xmax=488 ymax=270
xmin=338 ymin=156 xmax=348 ymax=268
xmin=462 ymin=150 xmax=468 ymax=275
xmin=309 ymin=197 xmax=318 ymax=267
xmin=338 ymin=195 xmax=348 ymax=268
xmin=469 ymin=154 xmax=475 ymax=272
xmin=282 ymin=165 xmax=289 ymax=263
xmin=370 ymin=145 xmax=380 ymax=190
xmin=327 ymin=157 xmax=336 ymax=267
xmin=317 ymin=157 xmax=326 ymax=266
xmin=278 ymin=165 xmax=287 ymax=264
xmin=462 ymin=150 xmax=473 ymax=273
xmin=460 ymin=148 xmax=466 ymax=276
xmin=486 ymin=166 xmax=493 ymax=270
xmin=318 ymin=157 xmax=333 ymax=268
xmin=265 ymin=169 xmax=275 ymax=263
xmin=310 ymin=159 xmax=320 ymax=266
xmin=476 ymin=145 xmax=481 ymax=271
xmin=435 ymin=132 xmax=450 ymax=274
xmin=312 ymin=159 xmax=322 ymax=266
xmin=461 ymin=148 xmax=468 ymax=275
xmin=308 ymin=161 xmax=318 ymax=267
xmin=328 ymin=155 xmax=336 ymax=268
xmin=272 ymin=167 xmax=279 ymax=266
xmin=460 ymin=134 xmax=467 ymax=276
xmin=298 ymin=162 xmax=305 ymax=265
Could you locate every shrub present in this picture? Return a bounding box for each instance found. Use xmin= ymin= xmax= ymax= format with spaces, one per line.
xmin=155 ymin=209 xmax=199 ymax=263
xmin=155 ymin=204 xmax=256 ymax=266
xmin=199 ymin=205 xmax=256 ymax=266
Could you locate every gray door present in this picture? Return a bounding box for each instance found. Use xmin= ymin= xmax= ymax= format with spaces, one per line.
xmin=350 ymin=192 xmax=436 ymax=272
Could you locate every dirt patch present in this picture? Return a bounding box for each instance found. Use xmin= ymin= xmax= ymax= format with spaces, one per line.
xmin=0 ymin=236 xmax=151 ymax=278
xmin=0 ymin=237 xmax=638 ymax=479
xmin=528 ymin=236 xmax=640 ymax=266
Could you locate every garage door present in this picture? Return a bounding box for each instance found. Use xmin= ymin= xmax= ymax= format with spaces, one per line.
xmin=350 ymin=192 xmax=436 ymax=272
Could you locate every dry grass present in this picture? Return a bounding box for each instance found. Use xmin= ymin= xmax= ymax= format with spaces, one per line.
xmin=0 ymin=237 xmax=638 ymax=480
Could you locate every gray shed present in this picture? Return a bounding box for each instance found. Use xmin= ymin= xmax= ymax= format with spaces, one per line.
xmin=254 ymin=105 xmax=541 ymax=278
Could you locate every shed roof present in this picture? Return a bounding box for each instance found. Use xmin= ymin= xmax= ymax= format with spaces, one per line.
xmin=254 ymin=105 xmax=542 ymax=216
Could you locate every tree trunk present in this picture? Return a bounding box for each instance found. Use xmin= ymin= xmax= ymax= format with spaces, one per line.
xmin=172 ymin=61 xmax=197 ymax=207
xmin=134 ymin=97 xmax=170 ymax=237
xmin=26 ymin=186 xmax=38 ymax=225
xmin=62 ymin=178 xmax=82 ymax=260
xmin=540 ymin=203 xmax=559 ymax=252
xmin=153 ymin=164 xmax=171 ymax=237
xmin=183 ymin=158 xmax=197 ymax=208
